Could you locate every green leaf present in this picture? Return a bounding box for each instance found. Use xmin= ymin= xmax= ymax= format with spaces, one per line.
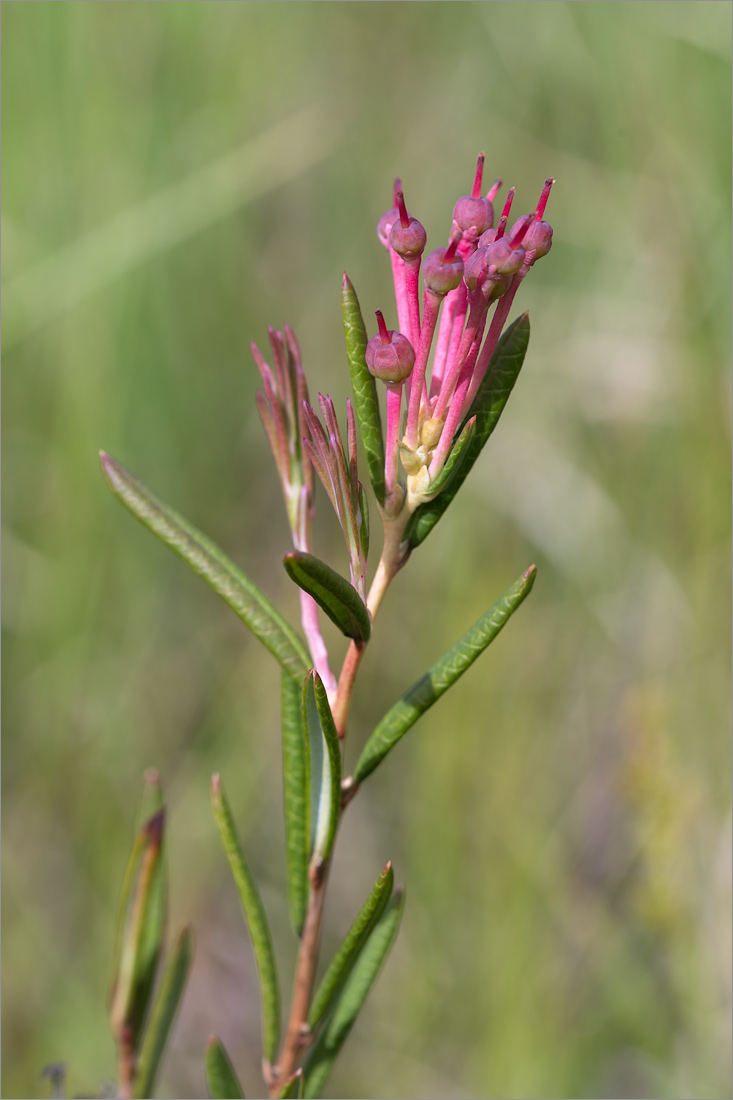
xmin=100 ymin=452 xmax=309 ymax=682
xmin=354 ymin=565 xmax=537 ymax=784
xmin=423 ymin=415 xmax=476 ymax=499
xmin=283 ymin=551 xmax=371 ymax=642
xmin=342 ymin=274 xmax=385 ymax=505
xmin=211 ymin=776 xmax=281 ymax=1064
xmin=205 ymin=1036 xmax=245 ymax=1099
xmin=308 ymin=863 xmax=394 ymax=1030
xmin=303 ymin=672 xmax=341 ymax=864
xmin=281 ymin=671 xmax=309 ymax=937
xmin=406 ymin=312 xmax=530 ymax=549
xmin=277 ymin=1069 xmax=305 ymax=1099
xmin=109 ymin=804 xmax=166 ymax=1054
xmin=133 ymin=924 xmax=194 ymax=1100
xmin=303 ymin=890 xmax=405 ymax=1100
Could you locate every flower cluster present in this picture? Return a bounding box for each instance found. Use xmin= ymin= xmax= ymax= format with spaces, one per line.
xmin=252 ymin=155 xmax=553 ymax=676
xmin=369 ymin=155 xmax=553 ymax=514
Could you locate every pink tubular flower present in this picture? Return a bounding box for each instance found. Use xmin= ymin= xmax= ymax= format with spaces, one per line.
xmin=372 ymin=157 xmax=554 ymax=511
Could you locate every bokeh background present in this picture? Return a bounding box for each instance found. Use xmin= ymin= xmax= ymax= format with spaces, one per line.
xmin=3 ymin=3 xmax=731 ymax=1098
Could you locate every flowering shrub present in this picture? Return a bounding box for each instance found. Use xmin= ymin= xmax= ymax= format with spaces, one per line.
xmin=98 ymin=153 xmax=553 ymax=1099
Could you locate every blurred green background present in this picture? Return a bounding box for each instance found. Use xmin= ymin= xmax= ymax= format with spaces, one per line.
xmin=3 ymin=3 xmax=731 ymax=1098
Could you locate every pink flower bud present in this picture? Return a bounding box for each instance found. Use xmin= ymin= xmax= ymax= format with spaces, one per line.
xmin=520 ymin=177 xmax=554 ymax=259
xmin=365 ymin=310 xmax=415 ymax=384
xmin=389 ymin=189 xmax=427 ymax=259
xmin=422 ymin=234 xmax=464 ymax=296
xmin=521 ymin=219 xmax=553 ymax=258
xmin=452 ymin=152 xmax=495 ymax=236
xmin=377 ymin=178 xmax=402 ymax=248
xmin=485 ymin=236 xmax=525 ymax=276
xmin=462 ymin=247 xmax=489 ymax=292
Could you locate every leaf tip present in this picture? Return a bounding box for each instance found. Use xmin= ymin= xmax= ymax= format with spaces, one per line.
xmin=523 ymin=564 xmax=538 ymax=592
xmin=210 ymin=773 xmax=222 ymax=802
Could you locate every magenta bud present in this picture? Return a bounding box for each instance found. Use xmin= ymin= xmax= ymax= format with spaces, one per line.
xmin=521 ymin=219 xmax=553 ymax=258
xmin=389 ymin=190 xmax=427 ymax=259
xmin=478 ymin=226 xmax=500 ymax=248
xmin=452 ymin=194 xmax=494 ymax=236
xmin=365 ymin=310 xmax=415 ymax=384
xmin=377 ymin=206 xmax=398 ymax=248
xmin=377 ymin=179 xmax=403 ymax=248
xmin=462 ymin=247 xmax=489 ymax=292
xmin=423 ymin=237 xmax=464 ymax=296
xmin=520 ymin=176 xmax=554 ymax=258
xmin=485 ymin=236 xmax=525 ymax=275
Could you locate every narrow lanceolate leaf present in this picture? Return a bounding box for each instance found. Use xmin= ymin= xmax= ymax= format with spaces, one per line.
xmin=303 ymin=891 xmax=405 ymax=1100
xmin=283 ymin=551 xmax=371 ymax=642
xmin=308 ymin=863 xmax=394 ymax=1030
xmin=303 ymin=672 xmax=341 ymax=864
xmin=205 ymin=1036 xmax=245 ymax=1099
xmin=109 ymin=806 xmax=166 ymax=1055
xmin=354 ymin=566 xmax=537 ymax=784
xmin=133 ymin=925 xmax=194 ymax=1100
xmin=211 ymin=776 xmax=281 ymax=1064
xmin=100 ymin=452 xmax=309 ymax=682
xmin=342 ymin=274 xmax=385 ymax=505
xmin=406 ymin=312 xmax=530 ymax=549
xmin=281 ymin=671 xmax=309 ymax=937
xmin=277 ymin=1069 xmax=305 ymax=1099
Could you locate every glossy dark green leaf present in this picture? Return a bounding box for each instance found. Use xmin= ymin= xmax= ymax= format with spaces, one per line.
xmin=283 ymin=551 xmax=371 ymax=642
xmin=341 ymin=274 xmax=385 ymax=505
xmin=354 ymin=565 xmax=537 ymax=784
xmin=205 ymin=1036 xmax=245 ymax=1099
xmin=303 ymin=672 xmax=341 ymax=864
xmin=100 ymin=452 xmax=309 ymax=681
xmin=109 ymin=804 xmax=166 ymax=1054
xmin=308 ymin=863 xmax=394 ymax=1030
xmin=211 ymin=776 xmax=281 ymax=1064
xmin=281 ymin=671 xmax=309 ymax=937
xmin=133 ymin=924 xmax=194 ymax=1099
xmin=406 ymin=312 xmax=530 ymax=549
xmin=303 ymin=890 xmax=404 ymax=1100
xmin=277 ymin=1068 xmax=304 ymax=1099
xmin=423 ymin=415 xmax=476 ymax=499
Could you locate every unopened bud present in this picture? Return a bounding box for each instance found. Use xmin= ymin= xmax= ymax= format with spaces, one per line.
xmin=521 ymin=219 xmax=553 ymax=258
xmin=389 ymin=190 xmax=427 ymax=259
xmin=484 ymin=236 xmax=525 ymax=276
xmin=377 ymin=178 xmax=402 ymax=248
xmin=452 ymin=152 xmax=494 ymax=237
xmin=463 ymin=247 xmax=489 ymax=292
xmin=366 ymin=310 xmax=415 ymax=384
xmin=521 ymin=176 xmax=554 ymax=259
xmin=422 ymin=234 xmax=464 ymax=296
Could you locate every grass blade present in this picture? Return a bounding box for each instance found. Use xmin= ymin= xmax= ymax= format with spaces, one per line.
xmin=308 ymin=863 xmax=394 ymax=1030
xmin=406 ymin=312 xmax=530 ymax=549
xmin=133 ymin=924 xmax=194 ymax=1099
xmin=211 ymin=776 xmax=281 ymax=1065
xmin=281 ymin=671 xmax=309 ymax=937
xmin=100 ymin=452 xmax=309 ymax=682
xmin=283 ymin=551 xmax=371 ymax=642
xmin=303 ymin=891 xmax=405 ymax=1099
xmin=205 ymin=1036 xmax=245 ymax=1099
xmin=354 ymin=565 xmax=537 ymax=784
xmin=341 ymin=274 xmax=385 ymax=505
xmin=109 ymin=806 xmax=166 ymax=1056
xmin=303 ymin=672 xmax=341 ymax=865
